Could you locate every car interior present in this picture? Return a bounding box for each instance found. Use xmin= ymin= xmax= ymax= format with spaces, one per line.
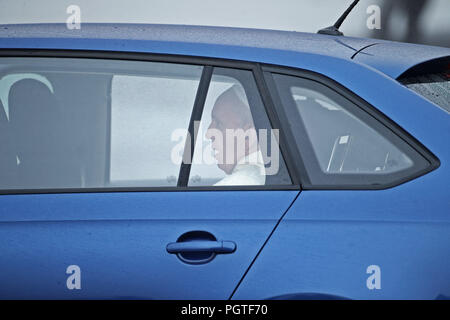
xmin=0 ymin=68 xmax=111 ymax=190
xmin=288 ymin=84 xmax=413 ymax=177
xmin=0 ymin=58 xmax=292 ymax=190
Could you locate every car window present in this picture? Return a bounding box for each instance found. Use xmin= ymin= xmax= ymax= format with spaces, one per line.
xmin=270 ymin=73 xmax=432 ymax=188
xmin=400 ymin=72 xmax=450 ymax=113
xmin=188 ymin=67 xmax=292 ymax=186
xmin=0 ymin=73 xmax=54 ymax=119
xmin=110 ymin=71 xmax=201 ymax=186
xmin=0 ymin=57 xmax=202 ymax=190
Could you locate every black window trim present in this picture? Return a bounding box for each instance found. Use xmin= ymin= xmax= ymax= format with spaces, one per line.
xmin=177 ymin=65 xmax=213 ymax=187
xmin=262 ymin=64 xmax=440 ymax=190
xmin=1 ymin=49 xmax=438 ymax=193
xmin=0 ymin=49 xmax=300 ymax=195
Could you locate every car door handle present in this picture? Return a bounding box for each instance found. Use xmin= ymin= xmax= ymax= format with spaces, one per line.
xmin=166 ymin=240 xmax=236 ymax=254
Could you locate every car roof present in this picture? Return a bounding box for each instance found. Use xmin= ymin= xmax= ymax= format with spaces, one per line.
xmin=0 ymin=23 xmax=449 ymax=79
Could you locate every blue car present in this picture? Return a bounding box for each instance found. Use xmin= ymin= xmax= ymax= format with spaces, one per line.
xmin=0 ymin=23 xmax=449 ymax=300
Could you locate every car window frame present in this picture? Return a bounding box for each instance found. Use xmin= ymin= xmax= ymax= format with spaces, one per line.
xmin=262 ymin=64 xmax=440 ymax=190
xmin=0 ymin=49 xmax=300 ymax=194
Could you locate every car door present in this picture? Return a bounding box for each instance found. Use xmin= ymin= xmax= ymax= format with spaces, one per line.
xmin=0 ymin=54 xmax=299 ymax=299
xmin=232 ymin=67 xmax=449 ymax=300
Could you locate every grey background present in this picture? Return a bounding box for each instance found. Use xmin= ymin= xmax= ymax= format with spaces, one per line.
xmin=1 ymin=0 xmax=449 ymax=47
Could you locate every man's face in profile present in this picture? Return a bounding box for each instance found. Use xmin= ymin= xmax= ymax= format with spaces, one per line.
xmin=205 ymin=87 xmax=256 ymax=174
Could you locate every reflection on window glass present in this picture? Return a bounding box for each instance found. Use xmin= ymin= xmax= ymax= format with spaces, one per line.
xmin=400 ymin=72 xmax=450 ymax=113
xmin=0 ymin=57 xmax=202 ymax=190
xmin=290 ymin=85 xmax=413 ymax=174
xmin=189 ymin=68 xmax=292 ymax=187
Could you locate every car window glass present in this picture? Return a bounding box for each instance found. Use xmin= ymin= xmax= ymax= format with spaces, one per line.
xmin=400 ymin=72 xmax=450 ymax=113
xmin=0 ymin=57 xmax=202 ymax=190
xmin=271 ymin=73 xmax=431 ymax=188
xmin=188 ymin=68 xmax=292 ymax=186
xmin=290 ymin=85 xmax=413 ymax=174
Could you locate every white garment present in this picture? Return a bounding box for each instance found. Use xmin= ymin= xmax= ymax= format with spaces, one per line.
xmin=214 ymin=151 xmax=266 ymax=186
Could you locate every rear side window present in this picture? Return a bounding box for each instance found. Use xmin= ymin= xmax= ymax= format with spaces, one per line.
xmin=400 ymin=72 xmax=450 ymax=113
xmin=270 ymin=73 xmax=434 ymax=189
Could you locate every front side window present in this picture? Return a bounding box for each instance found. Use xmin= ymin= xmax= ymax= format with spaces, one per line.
xmin=0 ymin=58 xmax=202 ymax=190
xmin=270 ymin=73 xmax=433 ymax=188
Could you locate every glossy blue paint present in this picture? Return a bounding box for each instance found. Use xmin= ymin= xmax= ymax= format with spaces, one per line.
xmin=353 ymin=42 xmax=450 ymax=78
xmin=233 ymin=121 xmax=450 ymax=299
xmin=0 ymin=191 xmax=298 ymax=299
xmin=234 ymin=215 xmax=450 ymax=300
xmin=0 ymin=23 xmax=375 ymax=59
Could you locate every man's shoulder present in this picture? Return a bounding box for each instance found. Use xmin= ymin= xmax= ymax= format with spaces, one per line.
xmin=214 ymin=164 xmax=265 ymax=186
